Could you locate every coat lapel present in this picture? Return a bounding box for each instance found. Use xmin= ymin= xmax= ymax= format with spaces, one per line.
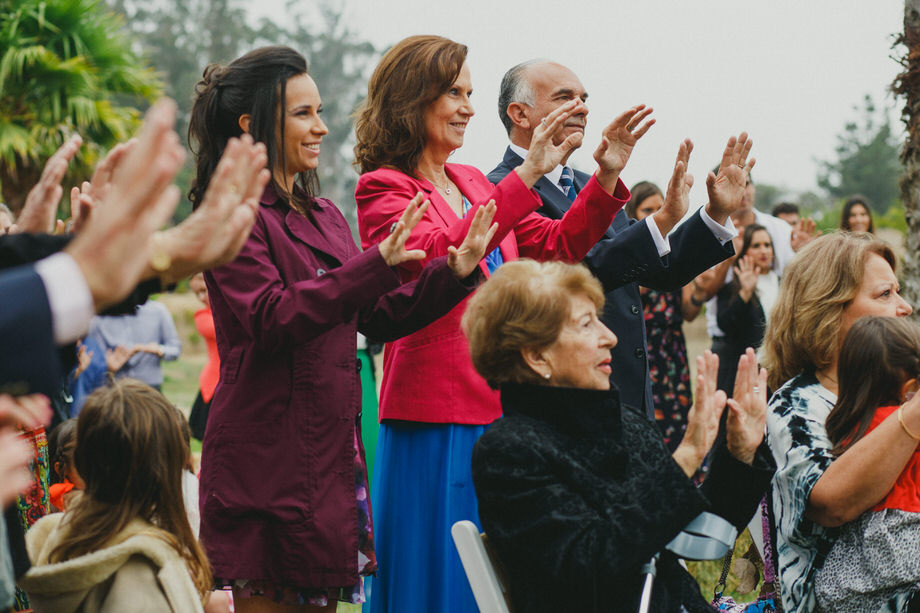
xmin=284 ymin=201 xmax=347 ymax=266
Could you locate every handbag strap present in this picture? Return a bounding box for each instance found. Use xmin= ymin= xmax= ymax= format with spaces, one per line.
xmin=713 ymin=547 xmax=734 ymax=599
xmin=760 ymin=495 xmax=776 ymax=585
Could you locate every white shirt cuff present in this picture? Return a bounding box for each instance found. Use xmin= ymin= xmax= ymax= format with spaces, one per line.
xmin=644 ymin=216 xmax=671 ymax=257
xmin=34 ymin=252 xmax=94 ymax=345
xmin=699 ymin=206 xmax=737 ymax=245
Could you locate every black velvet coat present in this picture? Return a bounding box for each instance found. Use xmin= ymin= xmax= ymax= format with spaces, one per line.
xmin=471 ymin=383 xmax=774 ymax=613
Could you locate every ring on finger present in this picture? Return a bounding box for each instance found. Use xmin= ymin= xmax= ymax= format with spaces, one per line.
xmin=541 ymin=118 xmax=547 ymax=126
xmin=752 ymin=386 xmax=760 ymax=393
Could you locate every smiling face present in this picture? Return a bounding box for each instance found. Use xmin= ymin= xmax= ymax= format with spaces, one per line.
xmin=747 ymin=229 xmax=774 ymax=273
xmin=423 ymin=62 xmax=474 ymax=159
xmin=538 ymin=293 xmax=618 ymax=390
xmin=276 ymin=73 xmax=327 ymax=188
xmin=839 ymin=253 xmax=913 ymax=341
xmin=846 ymin=203 xmax=872 ymax=233
xmin=521 ymin=62 xmax=588 ymax=147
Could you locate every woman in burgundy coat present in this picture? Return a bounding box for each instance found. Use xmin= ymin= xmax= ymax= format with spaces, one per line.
xmin=187 ymin=46 xmax=496 ymax=613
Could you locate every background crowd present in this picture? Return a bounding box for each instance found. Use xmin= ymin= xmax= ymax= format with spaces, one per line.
xmin=2 ymin=11 xmax=920 ymax=613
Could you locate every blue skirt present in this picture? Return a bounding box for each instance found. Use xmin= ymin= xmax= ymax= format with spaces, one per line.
xmin=364 ymin=421 xmax=487 ymax=613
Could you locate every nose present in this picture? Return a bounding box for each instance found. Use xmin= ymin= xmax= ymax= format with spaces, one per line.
xmin=314 ymin=115 xmax=329 ymax=135
xmin=897 ymin=295 xmax=914 ymax=317
xmin=600 ymin=324 xmax=617 ymax=349
xmin=461 ymin=95 xmax=475 ymax=118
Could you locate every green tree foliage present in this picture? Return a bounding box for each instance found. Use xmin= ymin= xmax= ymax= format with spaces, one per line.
xmin=0 ymin=0 xmax=160 ymax=211
xmin=109 ymin=0 xmax=378 ymax=228
xmin=817 ymin=94 xmax=903 ymax=213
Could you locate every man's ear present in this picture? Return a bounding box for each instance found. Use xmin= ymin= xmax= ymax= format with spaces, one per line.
xmin=238 ymin=114 xmax=252 ymax=134
xmin=506 ymin=102 xmax=532 ymax=130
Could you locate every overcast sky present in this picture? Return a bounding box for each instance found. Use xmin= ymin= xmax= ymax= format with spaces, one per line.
xmin=249 ymin=0 xmax=905 ymax=206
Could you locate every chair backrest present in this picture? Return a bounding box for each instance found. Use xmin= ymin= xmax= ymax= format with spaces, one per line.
xmin=451 ymin=520 xmax=512 ymax=613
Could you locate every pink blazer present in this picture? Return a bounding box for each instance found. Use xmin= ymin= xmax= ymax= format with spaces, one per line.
xmin=355 ymin=163 xmax=629 ymax=424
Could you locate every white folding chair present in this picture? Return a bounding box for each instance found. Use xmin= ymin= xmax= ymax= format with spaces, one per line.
xmin=451 ymin=520 xmax=512 ymax=613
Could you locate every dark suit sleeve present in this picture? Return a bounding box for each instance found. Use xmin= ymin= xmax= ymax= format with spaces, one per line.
xmin=640 ymin=212 xmax=734 ymax=291
xmin=700 ymin=442 xmax=775 ymax=530
xmin=0 ymin=265 xmax=62 ymax=395
xmin=583 ymin=217 xmax=666 ymax=290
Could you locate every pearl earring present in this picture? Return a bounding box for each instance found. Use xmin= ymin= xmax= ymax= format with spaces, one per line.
xmin=543 ymin=372 xmax=551 ymax=380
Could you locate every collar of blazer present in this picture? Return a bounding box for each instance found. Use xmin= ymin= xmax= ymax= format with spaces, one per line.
xmin=257 ymin=183 xmax=347 ymax=265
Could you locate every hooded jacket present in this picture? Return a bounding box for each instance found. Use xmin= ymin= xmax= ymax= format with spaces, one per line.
xmin=18 ymin=513 xmax=203 ymax=613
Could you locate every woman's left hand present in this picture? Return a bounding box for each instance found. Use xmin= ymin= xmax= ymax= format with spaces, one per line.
xmin=448 ymin=200 xmax=498 ymax=279
xmin=726 ymin=348 xmax=768 ymax=465
xmin=673 ymin=350 xmax=727 ymax=477
xmin=592 ymin=105 xmax=655 ymax=192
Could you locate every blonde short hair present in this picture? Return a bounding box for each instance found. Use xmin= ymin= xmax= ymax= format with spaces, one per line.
xmin=462 ymin=260 xmax=604 ymax=388
xmin=762 ymin=232 xmax=897 ymax=390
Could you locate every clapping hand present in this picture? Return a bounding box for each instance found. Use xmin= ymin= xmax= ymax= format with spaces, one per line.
xmin=735 ymin=255 xmax=759 ymax=302
xmin=726 ymin=348 xmax=767 ymax=465
xmin=515 ymin=100 xmax=584 ymax=186
xmin=673 ymin=350 xmax=727 ymax=477
xmin=12 ymin=134 xmax=83 ymax=234
xmin=652 ymin=139 xmax=694 ymax=236
xmin=68 ymin=141 xmax=135 ymax=234
xmin=706 ymin=133 xmax=755 ymax=222
xmin=378 ymin=192 xmax=430 ymax=267
xmin=593 ymin=105 xmax=655 ymax=194
xmin=0 ymin=427 xmax=34 ymax=507
xmin=448 ymin=200 xmax=498 ymax=279
xmin=0 ymin=394 xmax=51 ymax=430
xmin=106 ymin=345 xmax=137 ymax=373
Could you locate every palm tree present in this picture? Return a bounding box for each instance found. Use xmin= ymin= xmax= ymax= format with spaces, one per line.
xmin=0 ymin=0 xmax=161 ymax=212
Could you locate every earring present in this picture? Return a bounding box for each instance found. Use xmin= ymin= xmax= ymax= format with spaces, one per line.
xmin=543 ymin=372 xmax=551 ymax=380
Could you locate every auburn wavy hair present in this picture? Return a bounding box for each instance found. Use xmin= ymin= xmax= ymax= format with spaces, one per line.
xmin=462 ymin=259 xmax=605 ymax=388
xmin=354 ymin=35 xmax=467 ymax=175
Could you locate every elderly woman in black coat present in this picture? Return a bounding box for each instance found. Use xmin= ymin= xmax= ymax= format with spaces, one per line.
xmin=464 ymin=259 xmax=774 ymax=613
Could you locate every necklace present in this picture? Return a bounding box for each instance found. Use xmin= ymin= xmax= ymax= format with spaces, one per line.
xmin=421 ymin=172 xmax=454 ymax=195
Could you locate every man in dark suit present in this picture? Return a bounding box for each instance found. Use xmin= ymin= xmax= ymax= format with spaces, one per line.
xmin=489 ymin=60 xmax=752 ymax=417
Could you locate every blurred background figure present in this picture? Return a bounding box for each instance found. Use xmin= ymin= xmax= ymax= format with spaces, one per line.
xmin=87 ymin=300 xmax=182 ymax=391
xmin=188 ymin=273 xmax=219 ymax=441
xmin=0 ymin=204 xmax=13 ymax=234
xmin=840 ymin=194 xmax=875 ymax=234
xmin=771 ymin=201 xmax=801 ymax=227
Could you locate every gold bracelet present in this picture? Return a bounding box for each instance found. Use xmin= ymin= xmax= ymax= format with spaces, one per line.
xmin=897 ymin=405 xmax=920 ymax=441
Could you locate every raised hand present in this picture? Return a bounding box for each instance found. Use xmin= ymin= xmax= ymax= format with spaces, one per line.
xmin=74 ymin=340 xmax=94 ymax=379
xmin=448 ymin=200 xmax=498 ymax=279
xmin=735 ymin=255 xmax=759 ymax=302
xmin=726 ymin=348 xmax=767 ymax=465
xmin=673 ymin=350 xmax=727 ymax=477
xmin=705 ymin=133 xmax=755 ymax=222
xmin=652 ymin=138 xmax=694 ymax=237
xmin=65 ymin=98 xmax=186 ymax=310
xmin=68 ymin=141 xmax=136 ymax=234
xmin=592 ymin=104 xmax=655 ymax=193
xmin=515 ymin=100 xmax=583 ymax=186
xmin=378 ymin=192 xmax=430 ymax=267
xmin=790 ymin=217 xmax=820 ymax=252
xmin=12 ymin=134 xmax=83 ymax=234
xmin=155 ymin=134 xmax=269 ymax=284
xmin=106 ymin=345 xmax=136 ymax=373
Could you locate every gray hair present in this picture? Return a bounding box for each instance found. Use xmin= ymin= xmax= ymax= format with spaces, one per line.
xmin=497 ymin=59 xmax=544 ymax=135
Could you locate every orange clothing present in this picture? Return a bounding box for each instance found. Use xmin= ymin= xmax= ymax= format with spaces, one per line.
xmin=194 ymin=307 xmax=220 ymax=402
xmin=870 ymin=405 xmax=920 ymax=513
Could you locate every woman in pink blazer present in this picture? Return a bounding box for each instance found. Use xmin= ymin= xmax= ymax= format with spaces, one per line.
xmin=353 ymin=35 xmax=654 ymax=613
xmin=188 ymin=46 xmax=496 ymax=613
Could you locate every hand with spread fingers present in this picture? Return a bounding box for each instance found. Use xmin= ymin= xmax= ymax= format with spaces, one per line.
xmin=652 ymin=138 xmax=694 ymax=237
xmin=706 ymin=132 xmax=755 ymax=223
xmin=515 ymin=100 xmax=584 ymax=186
xmin=673 ymin=350 xmax=727 ymax=477
xmin=791 ymin=217 xmax=820 ymax=252
xmin=154 ymin=134 xmax=269 ymax=284
xmin=65 ymin=98 xmax=187 ymax=311
xmin=378 ymin=192 xmax=431 ymax=267
xmin=12 ymin=134 xmax=83 ymax=234
xmin=735 ymin=255 xmax=760 ymax=302
xmin=448 ymin=199 xmax=498 ymax=278
xmin=592 ymin=104 xmax=655 ymax=193
xmin=726 ymin=348 xmax=768 ymax=465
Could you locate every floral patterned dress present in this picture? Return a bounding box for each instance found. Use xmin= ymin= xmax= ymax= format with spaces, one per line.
xmin=640 ymin=287 xmax=692 ymax=452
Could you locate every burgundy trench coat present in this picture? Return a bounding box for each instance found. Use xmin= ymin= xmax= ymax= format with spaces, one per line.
xmin=199 ymin=186 xmax=475 ymax=587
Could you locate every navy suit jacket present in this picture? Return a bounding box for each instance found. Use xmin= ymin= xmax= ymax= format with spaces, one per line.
xmin=489 ymin=147 xmax=733 ymax=415
xmin=0 ymin=264 xmax=61 ymax=396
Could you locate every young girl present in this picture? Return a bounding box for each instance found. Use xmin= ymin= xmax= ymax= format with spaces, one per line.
xmin=18 ymin=380 xmax=211 ymax=612
xmin=47 ymin=418 xmax=82 ymax=512
xmin=815 ymin=316 xmax=920 ymax=611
